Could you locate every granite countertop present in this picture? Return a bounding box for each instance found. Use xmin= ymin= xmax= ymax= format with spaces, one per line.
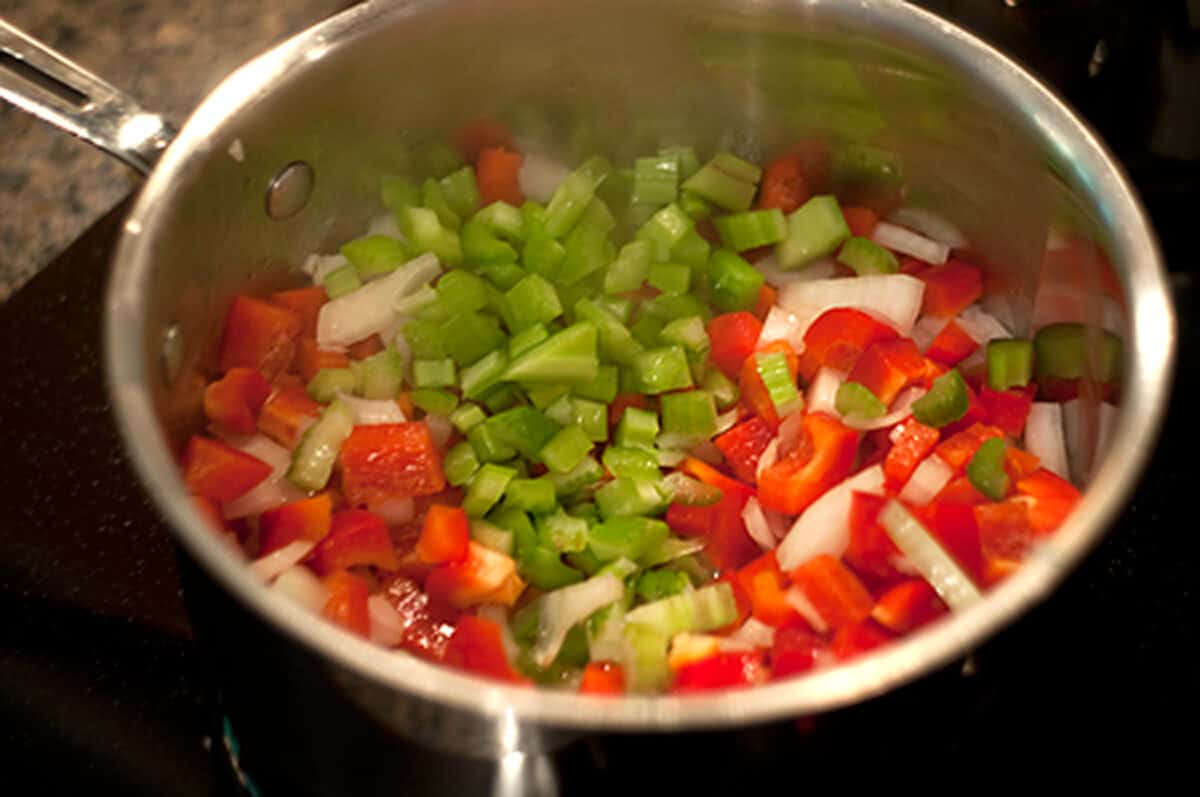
xmin=0 ymin=0 xmax=353 ymax=302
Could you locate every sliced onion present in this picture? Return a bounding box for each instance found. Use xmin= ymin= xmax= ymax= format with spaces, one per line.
xmin=518 ymin=152 xmax=570 ymax=203
xmin=271 ymin=565 xmax=327 ymax=613
xmin=368 ymin=594 xmax=406 ymax=647
xmin=756 ymin=438 xmax=780 ymax=481
xmin=337 ymin=392 xmax=407 ymax=425
xmin=879 ymin=499 xmax=982 ymax=611
xmin=727 ymin=617 xmax=777 ymax=649
xmin=776 ymin=464 xmax=885 ymax=571
xmin=233 ymin=433 xmax=292 ymax=470
xmin=250 ymin=540 xmax=315 ymax=582
xmin=805 ymin=367 xmax=846 ymax=417
xmin=755 ymin=254 xmax=838 ymax=287
xmin=784 ymin=587 xmax=829 ymax=634
xmin=778 ymin=274 xmax=926 ymax=338
xmin=840 ymin=386 xmax=927 ymax=431
xmin=956 ymin=304 xmax=1012 ymax=345
xmin=1024 ymin=402 xmax=1069 ymax=479
xmin=910 ymin=315 xmax=946 ymax=353
xmin=757 ymin=305 xmax=808 ymax=353
xmin=657 ymin=434 xmax=722 ymax=465
xmin=316 ymin=253 xmax=441 ymax=348
xmin=533 ymin=574 xmax=624 ymax=668
xmin=898 ymin=454 xmax=954 ymax=507
xmin=393 ymin=284 xmax=438 ymax=317
xmin=871 ymin=221 xmax=950 ymax=265
xmin=741 ymin=496 xmax=777 ymax=552
xmin=424 ymin=413 xmax=454 ymax=452
xmin=222 ymin=435 xmax=304 ymax=519
xmin=372 ymin=497 xmax=415 ymax=526
xmin=714 ymin=408 xmax=741 ymax=436
xmin=886 ymin=207 xmax=968 ymax=251
xmin=302 ymin=252 xmax=350 ymax=285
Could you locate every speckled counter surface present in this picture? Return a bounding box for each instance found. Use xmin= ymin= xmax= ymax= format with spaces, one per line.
xmin=0 ymin=0 xmax=352 ymax=302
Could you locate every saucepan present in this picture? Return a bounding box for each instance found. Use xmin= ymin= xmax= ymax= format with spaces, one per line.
xmin=0 ymin=0 xmax=1175 ymax=782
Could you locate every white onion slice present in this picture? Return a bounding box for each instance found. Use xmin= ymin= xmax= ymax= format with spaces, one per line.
xmin=222 ymin=435 xmax=305 ymax=519
xmin=805 ymin=367 xmax=846 ymax=417
xmin=250 ymin=540 xmax=315 ymax=582
xmin=271 ymin=565 xmax=327 ymax=613
xmin=840 ymin=386 xmax=927 ymax=431
xmin=784 ymin=587 xmax=829 ymax=634
xmin=1024 ymin=403 xmax=1069 ymax=478
xmin=755 ymin=254 xmax=838 ymax=286
xmin=871 ymin=221 xmax=950 ymax=265
xmin=533 ymin=574 xmax=624 ymax=668
xmin=910 ymin=315 xmax=946 ymax=353
xmin=518 ymin=152 xmax=570 ymax=203
xmin=337 ymin=392 xmax=407 ymax=425
xmin=756 ymin=438 xmax=780 ymax=482
xmin=741 ymin=497 xmax=777 ymax=552
xmin=776 ymin=464 xmax=886 ymax=570
xmin=316 ymin=253 xmax=441 ymax=348
xmin=368 ymin=594 xmax=406 ymax=647
xmin=727 ymin=618 xmax=777 ymax=649
xmin=898 ymin=454 xmax=954 ymax=507
xmin=302 ymin=252 xmax=350 ymax=285
xmin=879 ymin=499 xmax=982 ymax=611
xmin=886 ymin=207 xmax=969 ymax=251
xmin=779 ymin=274 xmax=926 ymax=338
xmin=757 ymin=305 xmax=808 ymax=353
xmin=956 ymin=304 xmax=1012 ymax=344
xmin=372 ymin=497 xmax=415 ymax=527
xmin=714 ymin=408 xmax=740 ymax=436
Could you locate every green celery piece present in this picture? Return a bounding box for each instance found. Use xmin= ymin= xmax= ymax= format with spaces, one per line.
xmin=487 ymin=406 xmax=561 ymax=460
xmin=659 ymin=472 xmax=722 ymax=506
xmin=543 ymin=394 xmax=577 ymax=428
xmin=640 ymin=536 xmax=707 ymax=568
xmin=912 ymin=368 xmax=970 ymax=428
xmin=518 ymin=547 xmax=585 ymax=590
xmin=631 ymin=345 xmax=694 ymax=394
xmin=632 ymin=155 xmax=679 ymax=206
xmin=630 ymin=315 xmax=665 ymax=348
xmin=522 ymin=200 xmax=549 ymax=238
xmin=836 ymin=380 xmax=886 ymax=419
xmin=400 ymin=318 xmax=446 ymax=359
xmin=463 ymin=463 xmax=517 ymax=517
xmin=357 ymin=348 xmax=404 ymax=399
xmin=380 ymin=174 xmax=420 ymax=214
xmin=480 ymin=383 xmax=522 ymax=413
xmin=557 ymin=201 xmax=616 ymax=287
xmin=638 ymin=293 xmax=710 ymax=323
xmin=536 ymin=508 xmax=590 ymax=553
xmin=545 ymin=170 xmax=600 ymax=238
xmin=714 ymin=208 xmax=787 ymax=252
xmin=838 ymin=235 xmax=899 ymax=275
xmin=469 ymin=518 xmax=514 ymax=556
xmin=523 ymin=232 xmax=567 ymax=280
xmin=987 ymin=339 xmax=1034 ymax=391
xmin=444 ymin=441 xmax=481 ymax=486
xmin=567 ymin=546 xmax=607 ymax=577
xmin=439 ymin=165 xmax=482 ymax=219
xmin=659 ymin=315 xmax=710 ymax=355
xmin=341 ymin=234 xmax=410 ymax=278
xmin=546 ymin=455 xmax=605 ymax=498
xmin=1033 ymin=323 xmax=1123 ymax=384
xmin=436 ymin=270 xmax=489 ymax=315
xmin=602 ymin=446 xmax=662 ymax=482
xmin=670 ymin=228 xmax=712 ymax=270
xmin=571 ymin=364 xmax=619 ymax=404
xmin=701 ymin=367 xmax=740 ymax=409
xmin=540 ymin=425 xmax=595 ymax=474
xmin=574 ymin=299 xmax=644 ymax=366
xmin=467 ymin=421 xmax=517 ymax=463
xmin=660 ymin=390 xmax=718 ymax=436
xmin=412 ymin=357 xmax=457 ymax=389
xmin=831 ymin=144 xmax=905 ymax=193
xmin=459 ymin=348 xmax=507 ymax=400
xmin=509 ymin=323 xmax=551 ymax=359
xmin=604 ymin=240 xmax=654 ymax=294
xmin=462 ymin=220 xmax=518 ymax=267
xmin=589 ymin=516 xmax=670 ymax=561
xmin=596 ymin=556 xmax=640 ymax=581
xmin=400 ymin=206 xmax=463 ymax=266
xmin=776 ymin=195 xmax=851 ymax=269
xmin=322 ymin=264 xmax=362 ymax=299
xmin=711 ymin=152 xmax=762 ymax=182
xmin=409 ymin=388 xmax=458 ymax=415
xmin=490 ymin=505 xmax=538 ymax=556
xmin=658 ymin=145 xmax=700 ymax=180
xmin=623 ymin=582 xmax=736 ymax=636
xmin=595 ymin=477 xmax=668 ymax=519
xmin=416 ymin=141 xmax=465 ymax=178
xmin=475 ymin=201 xmax=525 ymax=242
xmin=505 ymin=477 xmax=558 ymax=514
xmin=595 ymin=295 xmax=634 ymax=325
xmin=615 ymin=406 xmax=660 ymax=450
xmin=755 ymin=350 xmax=802 ymax=417
xmin=967 ymin=437 xmax=1010 ymax=501
xmin=287 ymin=398 xmax=355 ymax=491
xmin=708 ymin=249 xmax=765 ymax=312
xmin=527 ymin=384 xmax=571 ymax=411
xmin=480 ymin=261 xmax=526 ymax=290
xmin=572 ymin=398 xmax=609 ymax=443
xmin=636 ymin=203 xmax=694 ymax=261
xmin=678 ymin=190 xmax=714 ymax=220
xmin=635 ymin=569 xmax=690 ymax=601
xmin=394 ymin=284 xmax=438 ymax=317
xmin=421 ymin=177 xmax=462 ymax=231
xmin=307 ymin=368 xmax=358 ymax=402
xmin=450 ymin=402 xmax=486 ymax=433
xmin=622 ymin=623 xmax=671 ymax=693
xmin=504 ymin=321 xmax=599 ymax=383
xmin=647 ymin=262 xmax=691 ymax=295
xmin=505 ymin=273 xmax=564 ymax=332
xmin=681 ymin=154 xmax=758 ymax=212
xmin=439 ymin=311 xmax=506 ymax=367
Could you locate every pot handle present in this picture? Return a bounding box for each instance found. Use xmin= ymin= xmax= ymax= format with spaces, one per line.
xmin=0 ymin=19 xmax=174 ymax=175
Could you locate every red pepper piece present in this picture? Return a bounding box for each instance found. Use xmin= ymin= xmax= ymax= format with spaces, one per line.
xmin=755 ymin=154 xmax=811 ymax=213
xmin=579 ymin=662 xmax=625 ymax=695
xmin=978 ymin=385 xmax=1035 ymax=438
xmin=310 ymin=508 xmax=399 ymax=575
xmin=444 ymin=615 xmax=527 ymax=684
xmin=925 ymin=319 xmax=979 ymax=366
xmin=673 ymin=651 xmax=766 ymax=693
xmin=425 ymin=541 xmax=518 ymax=611
xmin=1004 ymin=446 xmax=1042 ymax=483
xmin=218 ymin=295 xmax=302 ymax=379
xmin=841 ymin=206 xmax=880 ymax=238
xmin=476 ymin=146 xmax=525 ymax=207
xmin=415 ymin=504 xmax=471 ymax=565
xmin=259 ymin=492 xmax=334 ymax=556
xmin=770 ymin=625 xmax=826 ymax=679
xmin=935 ymin=422 xmax=1006 ymax=471
xmin=203 ymin=367 xmax=272 ymax=435
xmin=293 ymin=337 xmax=351 ymax=382
xmin=714 ymin=415 xmax=775 ymax=484
xmin=1016 ymin=468 xmax=1081 ymax=534
xmin=790 ymin=554 xmax=876 ymax=632
xmin=757 ymin=412 xmax=860 ymax=515
xmin=870 ymin=579 xmax=946 ymax=633
xmin=707 ymin=312 xmax=763 ymax=380
xmin=182 ymin=435 xmax=272 ymax=503
xmin=845 ymin=491 xmax=906 ymax=583
xmin=341 ymin=422 xmax=446 ymax=508
xmin=735 ymin=551 xmax=800 ymax=628
xmin=269 ymin=285 xmax=327 ymax=338
xmin=974 ymin=499 xmax=1036 ymax=585
xmin=380 ymin=574 xmax=455 ymax=661
xmin=677 ymin=458 xmax=759 ymax=571
xmin=883 ymin=418 xmax=941 ymax=487
xmin=796 ymin=308 xmax=899 ymax=382
xmin=739 ymin=340 xmax=800 ymax=426
xmin=918 ymin=260 xmax=984 ymax=319
xmin=831 ymin=620 xmax=893 ymax=661
xmin=321 ymin=571 xmax=371 ymax=637
xmin=256 ymin=385 xmax=322 ymax=448
xmin=846 ymin=338 xmax=926 ymax=406
xmin=752 ymin=283 xmax=778 ymax=321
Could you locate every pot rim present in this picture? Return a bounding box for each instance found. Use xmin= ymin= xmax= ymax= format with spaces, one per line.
xmin=105 ymin=0 xmax=1174 ymax=733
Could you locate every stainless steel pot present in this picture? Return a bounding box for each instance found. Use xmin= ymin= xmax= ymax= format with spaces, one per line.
xmin=1 ymin=0 xmax=1175 ymax=765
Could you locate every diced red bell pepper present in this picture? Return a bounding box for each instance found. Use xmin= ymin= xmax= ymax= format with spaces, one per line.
xmin=269 ymin=285 xmax=327 ymax=338
xmin=707 ymin=312 xmax=763 ymax=380
xmin=665 ymin=503 xmax=711 ymax=537
xmin=310 ymin=508 xmax=399 ymax=575
xmin=796 ymin=308 xmax=899 ymax=382
xmin=831 ymin=620 xmax=893 ymax=661
xmin=341 ymin=422 xmax=446 ymax=508
xmin=609 ymin=393 xmax=650 ymax=428
xmin=918 ymin=260 xmax=983 ymax=319
xmin=675 ymin=458 xmax=759 ymax=571
xmin=841 ymin=206 xmax=879 ymax=238
xmin=322 ymin=571 xmax=371 ymax=637
xmin=257 ymin=385 xmax=322 ymax=448
xmin=1016 ymin=468 xmax=1081 ymax=534
xmin=883 ymin=418 xmax=940 ymax=487
xmin=753 ymin=283 xmax=778 ymax=321
xmin=425 ymin=541 xmax=518 ymax=611
xmin=673 ymin=651 xmax=766 ymax=693
xmin=294 ymin=337 xmax=352 ymax=382
xmin=380 ymin=574 xmax=456 ymax=661
xmin=845 ymin=491 xmax=906 ymax=583
xmin=259 ymin=492 xmax=334 ymax=555
xmin=416 ymin=504 xmax=471 ymax=565
xmin=182 ymin=435 xmax=273 ymax=503
xmin=714 ymin=415 xmax=775 ymax=484
xmin=846 ymin=338 xmax=926 ymax=406
xmin=444 ymin=615 xmax=526 ymax=684
xmin=755 ymin=154 xmax=810 ymax=213
xmin=218 ymin=295 xmax=302 ymax=379
xmin=898 ymin=256 xmax=931 ymax=277
xmin=476 ymin=146 xmax=525 ymax=207
xmin=770 ymin=625 xmax=825 ymax=679
xmin=203 ymin=367 xmax=272 ymax=435
xmin=347 ymin=334 xmax=386 ymax=361
xmin=1004 ymin=446 xmax=1042 ymax=483
xmin=739 ymin=340 xmax=800 ymax=426
xmin=870 ymin=579 xmax=946 ymax=633
xmin=790 ymin=554 xmax=876 ymax=632
xmin=974 ymin=499 xmax=1035 ymax=585
xmin=935 ymin=423 xmax=1006 ymax=471
xmin=925 ymin=319 xmax=979 ymax=366
xmin=735 ymin=551 xmax=799 ymax=628
xmin=757 ymin=412 xmax=860 ymax=515
xmin=455 ymin=116 xmax=514 ymax=161
xmin=978 ymin=385 xmax=1034 ymax=438
xmin=579 ymin=662 xmax=625 ymax=695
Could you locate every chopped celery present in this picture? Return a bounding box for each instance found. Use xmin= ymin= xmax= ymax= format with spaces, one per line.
xmin=504 ymin=321 xmax=599 ymax=383
xmin=589 ymin=516 xmax=670 ymax=561
xmin=659 ymin=315 xmax=710 ymax=356
xmin=357 ymin=348 xmax=404 ymax=399
xmin=444 ymin=441 xmax=481 ymax=486
xmin=681 ymin=154 xmax=759 ymax=212
xmin=459 ymin=348 xmax=507 ymax=399
xmin=488 ymin=406 xmax=561 ymax=460
xmin=604 ymin=240 xmax=653 ymax=294
xmin=546 ymin=455 xmax=605 ymax=498
xmin=505 ymin=273 xmax=563 ymax=332
xmin=660 ymin=390 xmax=718 ymax=437
xmin=528 ymin=384 xmax=572 ymax=412
xmin=436 ymin=270 xmax=489 ymax=315
xmin=630 ymin=315 xmax=665 ymax=348
xmin=755 ymin=350 xmax=802 ymax=417
xmin=506 ymin=477 xmax=558 ymax=514
xmin=518 ymin=546 xmax=585 ymax=590
xmin=776 ymin=195 xmax=851 ymax=270
xmin=490 ymin=505 xmax=538 ymax=555
xmin=595 ymin=295 xmax=634 ymax=325
xmin=322 ymin=264 xmax=362 ymax=299
xmin=536 ymin=508 xmax=590 ymax=553
xmin=832 ymin=144 xmax=905 ymax=192
xmin=572 ymin=398 xmax=609 ymax=442
xmin=467 ymin=421 xmax=517 ymax=463
xmin=659 ymin=145 xmax=700 ymax=180
xmin=912 ymin=368 xmax=969 ymax=428
xmin=545 ymin=170 xmax=600 ymax=238
xmin=450 ymin=402 xmax=486 ymax=433
xmin=307 ymin=368 xmax=358 ymax=403
xmin=380 ymin=174 xmax=420 ymax=214
xmin=399 ymin=206 xmax=463 ymax=266
xmin=678 ymin=190 xmax=714 ymax=220
xmin=400 ymin=318 xmax=446 ymax=359
xmin=439 ymin=311 xmax=506 ymax=367
xmin=509 ymin=324 xmax=551 ymax=359
xmin=416 ymin=142 xmax=465 ymax=179
xmin=523 ymin=233 xmax=567 ymax=279
xmin=421 ymin=177 xmax=462 ymax=231
xmin=647 ymin=263 xmax=691 ymax=295
xmin=632 ymin=155 xmax=679 ymax=206
xmin=475 ymin=200 xmax=525 ymax=242
xmin=623 ymin=582 xmax=736 ymax=636
xmin=287 ymin=398 xmax=355 ymax=491
xmin=439 ymin=165 xmax=482 ymax=219
xmin=480 ymin=383 xmax=522 ymax=413
xmin=1033 ymin=323 xmax=1123 ymax=384
xmin=708 ymin=249 xmax=765 ymax=312
xmin=987 ymin=338 xmax=1034 ymax=391
xmin=659 ymin=472 xmax=722 ymax=506
xmin=522 ymin=200 xmax=549 ymax=239
xmin=714 ymin=208 xmax=787 ymax=252
xmin=540 ymin=425 xmax=594 ymax=474
xmin=394 ymin=284 xmax=438 ymax=316
xmin=469 ymin=518 xmax=514 ymax=556
xmin=838 ymin=235 xmax=899 ymax=275
xmin=670 ymin=228 xmax=712 ymax=270
xmin=639 ymin=293 xmax=710 ymax=323
xmin=412 ymin=358 xmax=457 ymax=389
xmin=462 ymin=220 xmax=518 ymax=267
xmin=557 ymin=200 xmax=616 ymax=287
xmin=480 ymin=261 xmax=526 ymax=290
xmin=615 ymin=406 xmax=660 ymax=450
xmin=409 ymin=388 xmax=458 ymax=416
xmin=635 ymin=569 xmax=691 ymax=601
xmin=836 ymin=381 xmax=886 ymax=419
xmin=595 ymin=477 xmax=668 ymax=519
xmin=602 ymin=446 xmax=662 ymax=482
xmin=640 ymin=536 xmax=708 ymax=568
xmin=341 ymin=234 xmax=410 ymax=278
xmin=631 ymin=345 xmax=693 ymax=394
xmin=636 ymin=204 xmax=694 ymax=261
xmin=571 ymin=364 xmax=619 ymax=404
xmin=622 ymin=623 xmax=670 ymax=693
xmin=543 ymin=395 xmax=579 ymax=428
xmin=701 ymin=367 xmax=740 ymax=409
xmin=463 ymin=463 xmax=517 ymax=517
xmin=967 ymin=437 xmax=1010 ymax=501
xmin=574 ymin=299 xmax=644 ymax=365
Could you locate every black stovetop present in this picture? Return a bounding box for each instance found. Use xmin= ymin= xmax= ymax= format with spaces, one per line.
xmin=2 ymin=3 xmax=1198 ymax=791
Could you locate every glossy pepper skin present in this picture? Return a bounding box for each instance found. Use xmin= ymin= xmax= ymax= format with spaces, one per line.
xmin=757 ymin=413 xmax=860 ymax=516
